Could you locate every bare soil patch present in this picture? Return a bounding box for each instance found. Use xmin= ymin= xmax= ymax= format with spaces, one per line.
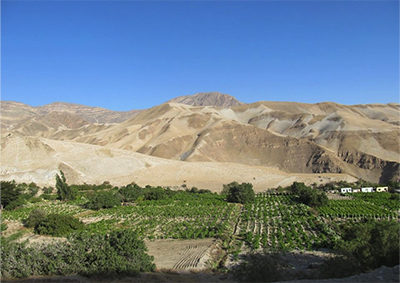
xmin=145 ymin=238 xmax=217 ymax=271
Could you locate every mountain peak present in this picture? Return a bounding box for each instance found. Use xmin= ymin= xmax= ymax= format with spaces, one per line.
xmin=167 ymin=92 xmax=243 ymax=107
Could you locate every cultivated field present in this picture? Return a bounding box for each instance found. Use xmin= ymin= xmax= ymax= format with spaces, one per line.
xmin=2 ymin=191 xmax=399 ymax=274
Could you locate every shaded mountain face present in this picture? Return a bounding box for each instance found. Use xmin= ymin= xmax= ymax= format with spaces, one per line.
xmin=167 ymin=92 xmax=243 ymax=107
xmin=1 ymin=94 xmax=399 ymax=184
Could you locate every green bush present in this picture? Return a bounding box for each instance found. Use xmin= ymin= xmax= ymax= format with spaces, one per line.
xmin=34 ymin=214 xmax=84 ymax=236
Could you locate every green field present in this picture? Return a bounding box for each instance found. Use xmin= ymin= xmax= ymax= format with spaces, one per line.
xmin=3 ymin=190 xmax=398 ymax=248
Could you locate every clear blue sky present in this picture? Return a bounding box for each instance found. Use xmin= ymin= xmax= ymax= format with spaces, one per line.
xmin=2 ymin=1 xmax=399 ymax=111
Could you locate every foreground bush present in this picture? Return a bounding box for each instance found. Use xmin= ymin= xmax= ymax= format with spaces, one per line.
xmin=1 ymin=230 xmax=155 ymax=279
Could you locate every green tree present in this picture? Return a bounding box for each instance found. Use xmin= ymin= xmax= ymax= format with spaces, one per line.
xmin=55 ymin=171 xmax=76 ymax=201
xmin=0 ymin=181 xmax=22 ymax=209
xmin=291 ymin=182 xmax=328 ymax=207
xmin=225 ymin=182 xmax=255 ymax=204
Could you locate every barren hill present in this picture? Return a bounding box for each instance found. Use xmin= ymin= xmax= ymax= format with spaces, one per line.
xmin=1 ymin=94 xmax=399 ymax=186
xmin=167 ymin=92 xmax=243 ymax=107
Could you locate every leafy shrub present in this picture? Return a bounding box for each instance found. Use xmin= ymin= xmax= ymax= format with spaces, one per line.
xmin=25 ymin=209 xmax=47 ymax=228
xmin=34 ymin=214 xmax=84 ymax=236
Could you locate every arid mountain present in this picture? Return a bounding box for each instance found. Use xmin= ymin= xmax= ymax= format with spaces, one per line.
xmin=167 ymin=92 xmax=243 ymax=107
xmin=1 ymin=94 xmax=399 ymax=186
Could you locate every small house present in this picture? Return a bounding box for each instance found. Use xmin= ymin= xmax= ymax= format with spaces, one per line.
xmin=341 ymin=188 xmax=352 ymax=194
xmin=376 ymin=187 xmax=388 ymax=193
xmin=361 ymin=187 xmax=373 ymax=193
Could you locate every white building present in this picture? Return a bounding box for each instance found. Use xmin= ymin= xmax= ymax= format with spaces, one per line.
xmin=341 ymin=188 xmax=352 ymax=193
xmin=376 ymin=187 xmax=388 ymax=192
xmin=361 ymin=187 xmax=373 ymax=193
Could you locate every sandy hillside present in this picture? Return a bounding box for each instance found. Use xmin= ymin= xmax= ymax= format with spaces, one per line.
xmin=0 ymin=134 xmax=356 ymax=190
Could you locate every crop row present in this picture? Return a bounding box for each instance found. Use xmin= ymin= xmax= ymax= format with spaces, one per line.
xmin=317 ymin=199 xmax=398 ymax=219
xmin=238 ymin=194 xmax=340 ymax=251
